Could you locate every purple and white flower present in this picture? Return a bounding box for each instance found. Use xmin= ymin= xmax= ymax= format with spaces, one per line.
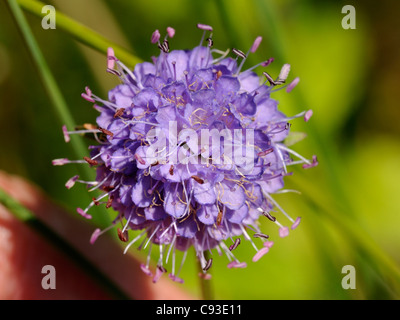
xmin=54 ymin=24 xmax=317 ymax=283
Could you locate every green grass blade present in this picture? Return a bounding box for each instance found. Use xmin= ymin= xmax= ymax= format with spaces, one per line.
xmin=17 ymin=0 xmax=142 ymax=67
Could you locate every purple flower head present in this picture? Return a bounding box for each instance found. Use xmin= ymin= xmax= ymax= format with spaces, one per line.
xmin=54 ymin=24 xmax=317 ymax=283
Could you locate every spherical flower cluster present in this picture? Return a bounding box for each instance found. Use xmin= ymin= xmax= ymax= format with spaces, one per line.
xmin=54 ymin=24 xmax=317 ymax=283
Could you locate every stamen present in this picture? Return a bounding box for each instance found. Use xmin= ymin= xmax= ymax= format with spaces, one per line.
xmin=261 ymin=57 xmax=274 ymax=67
xmin=198 ymin=273 xmax=212 ymax=280
xmin=92 ymin=197 xmax=100 ymax=206
xmin=106 ymin=195 xmax=114 ymax=209
xmin=81 ymin=91 xmax=95 ymax=103
xmin=304 ymin=109 xmax=313 ymax=122
xmin=203 ymin=258 xmax=213 ymax=271
xmin=124 ymin=230 xmax=146 ymax=254
xmin=151 ymin=29 xmax=161 ymax=44
xmin=76 ymin=207 xmax=92 ymax=219
xmin=262 ymin=191 xmax=295 ymax=223
xmin=191 ymin=175 xmax=204 ymax=184
xmin=229 ymin=238 xmax=241 ymax=251
xmin=169 ymin=274 xmax=184 ymax=284
xmin=83 ymin=156 xmax=98 ymax=166
xmin=107 ymin=47 xmax=116 ymax=69
xmin=98 ymin=127 xmax=114 ymax=137
xmin=291 ymin=217 xmax=301 ymax=230
xmin=158 ymin=39 xmax=170 ymax=53
xmin=206 ymin=33 xmax=213 ymax=48
xmin=261 ymin=210 xmax=276 ymax=222
xmin=197 ymin=23 xmax=213 ymax=31
xmin=232 ymin=48 xmax=246 ymax=59
xmin=250 ymin=36 xmax=262 ymax=53
xmin=253 ymin=233 xmax=269 ymax=240
xmin=117 ymin=228 xmax=128 ymax=242
xmin=279 ymin=226 xmax=289 ymax=238
xmin=62 ymin=125 xmax=70 ymax=143
xmin=134 ymin=153 xmax=146 ymax=165
xmin=106 ymin=68 xmax=122 ymax=77
xmin=52 ymin=158 xmax=68 ymax=166
xmin=113 ymin=108 xmax=125 ymax=118
xmin=263 ymin=71 xmax=276 ymax=86
xmin=140 ymin=263 xmax=153 ymax=277
xmin=252 ymin=247 xmax=270 ymax=262
xmin=90 ymin=228 xmax=101 ymax=244
xmin=264 ymin=241 xmax=274 ymax=248
xmin=227 ymin=261 xmax=247 ymax=269
xmin=302 ymin=155 xmax=318 ymax=169
xmin=153 ymin=265 xmax=167 ymax=283
xmin=65 ymin=175 xmax=79 ymax=189
xmin=171 ymin=61 xmax=177 ymax=81
xmin=277 ymin=64 xmax=290 ymax=83
xmin=258 ymin=148 xmax=274 ymax=157
xmin=239 ymin=224 xmax=259 ymax=252
xmin=286 ymin=77 xmax=300 ymax=93
xmin=166 ymin=27 xmax=175 ymax=38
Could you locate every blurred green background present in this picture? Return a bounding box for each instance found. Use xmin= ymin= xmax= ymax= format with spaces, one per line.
xmin=1 ymin=0 xmax=399 ymax=299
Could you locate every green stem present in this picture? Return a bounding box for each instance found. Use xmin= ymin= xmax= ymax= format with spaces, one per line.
xmin=198 ymin=251 xmax=214 ymax=300
xmin=0 ymin=187 xmax=130 ymax=299
xmin=16 ymin=0 xmax=142 ymax=67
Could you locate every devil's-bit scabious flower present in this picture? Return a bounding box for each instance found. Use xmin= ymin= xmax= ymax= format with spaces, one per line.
xmin=54 ymin=24 xmax=317 ymax=283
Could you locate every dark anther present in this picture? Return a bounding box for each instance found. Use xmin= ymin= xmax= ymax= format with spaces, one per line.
xmin=106 ymin=195 xmax=114 ymax=209
xmin=117 ymin=228 xmax=128 ymax=242
xmin=253 ymin=233 xmax=269 ymax=239
xmin=229 ymin=238 xmax=241 ymax=251
xmin=262 ymin=211 xmax=276 ymax=222
xmin=191 ymin=175 xmax=204 ymax=184
xmin=203 ymin=258 xmax=213 ymax=271
xmin=98 ymin=127 xmax=114 ymax=137
xmin=92 ymin=197 xmax=100 ymax=206
xmin=232 ymin=48 xmax=246 ymax=59
xmin=169 ymin=165 xmax=174 ymax=176
xmin=158 ymin=39 xmax=170 ymax=53
xmin=263 ymin=71 xmax=276 ymax=86
xmin=157 ymin=265 xmax=167 ymax=273
xmin=106 ymin=68 xmax=122 ymax=76
xmin=83 ymin=156 xmax=98 ymax=166
xmin=216 ymin=209 xmax=223 ymax=226
xmin=114 ymin=108 xmax=125 ymax=118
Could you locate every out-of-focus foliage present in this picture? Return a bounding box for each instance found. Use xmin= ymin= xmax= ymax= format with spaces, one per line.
xmin=1 ymin=0 xmax=399 ymax=299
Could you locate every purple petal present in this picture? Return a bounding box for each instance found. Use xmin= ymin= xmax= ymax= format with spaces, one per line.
xmin=144 ymin=206 xmax=167 ymax=221
xmin=193 ymin=181 xmax=216 ymax=205
xmin=164 ymin=183 xmax=187 ymax=218
xmin=218 ymin=181 xmax=245 ymax=210
xmin=225 ymin=203 xmax=249 ymax=224
xmin=131 ymin=175 xmax=153 ymax=207
xmin=197 ymin=204 xmax=219 ymax=225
